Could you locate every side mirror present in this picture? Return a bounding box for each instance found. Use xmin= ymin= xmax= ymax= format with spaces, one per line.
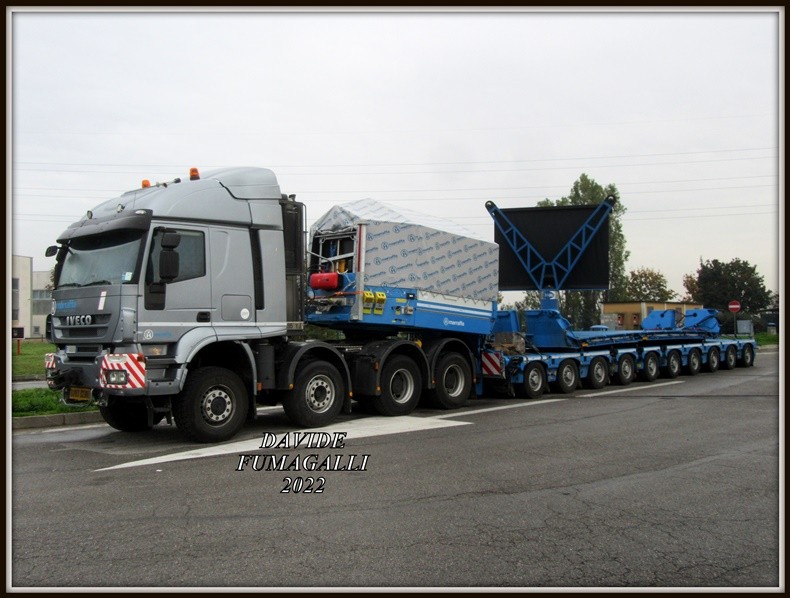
xmin=45 ymin=245 xmax=59 ymax=258
xmin=160 ymin=231 xmax=181 ymax=250
xmin=157 ymin=230 xmax=181 ymax=282
xmin=159 ymin=249 xmax=180 ymax=282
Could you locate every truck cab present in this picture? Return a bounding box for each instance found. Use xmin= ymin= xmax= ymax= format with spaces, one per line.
xmin=45 ymin=167 xmax=305 ymax=441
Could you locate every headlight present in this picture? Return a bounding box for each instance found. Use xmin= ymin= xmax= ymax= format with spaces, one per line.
xmin=105 ymin=370 xmax=128 ymax=385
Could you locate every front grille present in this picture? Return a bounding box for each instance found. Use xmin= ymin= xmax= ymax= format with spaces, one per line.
xmin=54 ymin=314 xmax=112 ymax=340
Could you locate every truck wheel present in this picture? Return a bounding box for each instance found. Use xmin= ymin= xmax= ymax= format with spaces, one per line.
xmin=429 ymin=353 xmax=472 ymax=409
xmin=685 ymin=349 xmax=702 ymax=375
xmin=552 ymin=359 xmax=578 ymax=394
xmin=523 ymin=362 xmax=546 ymax=398
xmin=99 ymin=398 xmax=151 ymax=432
xmin=283 ymin=360 xmax=344 ymax=427
xmin=173 ymin=367 xmax=249 ymax=442
xmin=706 ymin=348 xmax=720 ymax=373
xmin=723 ymin=345 xmax=737 ymax=370
xmin=663 ymin=350 xmax=681 ymax=379
xmin=641 ymin=352 xmax=660 ymax=382
xmin=584 ymin=357 xmax=609 ymax=389
xmin=739 ymin=344 xmax=755 ymax=367
xmin=372 ymin=355 xmax=422 ymax=416
xmin=616 ymin=354 xmax=636 ymax=385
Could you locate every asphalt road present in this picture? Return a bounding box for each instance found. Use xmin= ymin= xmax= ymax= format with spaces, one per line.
xmin=10 ymin=350 xmax=780 ymax=589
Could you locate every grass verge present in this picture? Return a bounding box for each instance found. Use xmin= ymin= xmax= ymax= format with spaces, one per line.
xmin=12 ymin=388 xmax=98 ymax=417
xmin=11 ymin=340 xmax=55 ymax=379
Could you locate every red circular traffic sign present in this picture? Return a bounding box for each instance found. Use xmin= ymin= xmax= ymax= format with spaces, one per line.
xmin=728 ymin=300 xmax=741 ymax=313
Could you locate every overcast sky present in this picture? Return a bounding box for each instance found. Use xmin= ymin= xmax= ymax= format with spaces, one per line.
xmin=9 ymin=8 xmax=783 ymax=301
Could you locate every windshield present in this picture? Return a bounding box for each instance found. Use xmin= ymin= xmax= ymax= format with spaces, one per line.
xmin=57 ymin=231 xmax=145 ymax=288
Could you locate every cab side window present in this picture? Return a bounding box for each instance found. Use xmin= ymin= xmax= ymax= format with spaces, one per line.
xmin=148 ymin=229 xmax=206 ymax=284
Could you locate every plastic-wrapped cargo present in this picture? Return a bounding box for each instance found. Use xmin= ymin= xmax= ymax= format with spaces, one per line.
xmin=310 ymin=198 xmax=499 ymax=302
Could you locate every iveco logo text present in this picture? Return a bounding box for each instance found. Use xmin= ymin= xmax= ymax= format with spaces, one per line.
xmin=65 ymin=315 xmax=93 ymax=326
xmin=443 ymin=317 xmax=465 ymax=327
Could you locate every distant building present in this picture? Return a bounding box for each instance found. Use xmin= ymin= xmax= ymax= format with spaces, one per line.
xmin=601 ymin=301 xmax=703 ymax=331
xmin=11 ymin=255 xmax=52 ymax=339
xmin=11 ymin=255 xmax=32 ymax=337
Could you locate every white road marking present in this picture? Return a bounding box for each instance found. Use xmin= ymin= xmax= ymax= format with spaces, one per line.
xmin=94 ymin=416 xmax=471 ymax=471
xmin=577 ymin=380 xmax=684 ymax=398
xmin=434 ymin=397 xmax=567 ymax=418
xmin=94 ymin=384 xmax=684 ymax=471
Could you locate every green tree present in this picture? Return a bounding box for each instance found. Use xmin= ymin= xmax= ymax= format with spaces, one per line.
xmin=683 ymin=258 xmax=772 ymax=312
xmin=536 ymin=174 xmax=629 ymax=328
xmin=625 ymin=267 xmax=676 ymax=302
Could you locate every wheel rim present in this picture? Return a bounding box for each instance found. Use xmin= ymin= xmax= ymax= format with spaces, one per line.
xmin=670 ymin=353 xmax=680 ymax=373
xmin=709 ymin=350 xmax=719 ymax=368
xmin=727 ymin=348 xmax=737 ymax=367
xmin=201 ymin=385 xmax=234 ymax=425
xmin=593 ymin=360 xmax=607 ymax=383
xmin=744 ymin=347 xmax=753 ymax=365
xmin=442 ymin=364 xmax=465 ymax=398
xmin=561 ymin=364 xmax=576 ymax=387
xmin=389 ymin=368 xmax=415 ymax=404
xmin=620 ymin=358 xmax=633 ymax=379
xmin=527 ymin=366 xmax=543 ymax=391
xmin=690 ymin=351 xmax=700 ymax=369
xmin=305 ymin=374 xmax=335 ymax=414
xmin=646 ymin=355 xmax=658 ymax=377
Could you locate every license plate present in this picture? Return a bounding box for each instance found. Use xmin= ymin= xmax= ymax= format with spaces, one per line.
xmin=67 ymin=387 xmax=92 ymax=402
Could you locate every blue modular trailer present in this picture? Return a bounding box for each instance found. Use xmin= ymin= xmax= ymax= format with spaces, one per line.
xmin=306 ymin=199 xmax=757 ymax=406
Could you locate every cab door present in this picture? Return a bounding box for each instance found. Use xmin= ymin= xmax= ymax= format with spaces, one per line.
xmin=139 ymin=224 xmax=212 ymax=343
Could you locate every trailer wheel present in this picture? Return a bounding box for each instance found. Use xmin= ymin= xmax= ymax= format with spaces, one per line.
xmin=523 ymin=362 xmax=546 ymax=399
xmin=739 ymin=344 xmax=755 ymax=368
xmin=663 ymin=350 xmax=681 ymax=379
xmin=429 ymin=353 xmax=472 ymax=409
xmin=283 ymin=360 xmax=344 ymax=427
xmin=641 ymin=352 xmax=660 ymax=382
xmin=616 ymin=354 xmax=636 ymax=385
xmin=706 ymin=348 xmax=720 ymax=373
xmin=584 ymin=357 xmax=609 ymax=389
xmin=552 ymin=359 xmax=578 ymax=394
xmin=173 ymin=367 xmax=249 ymax=442
xmin=723 ymin=345 xmax=737 ymax=370
xmin=99 ymin=398 xmax=151 ymax=432
xmin=373 ymin=355 xmax=422 ymax=416
xmin=686 ymin=349 xmax=702 ymax=376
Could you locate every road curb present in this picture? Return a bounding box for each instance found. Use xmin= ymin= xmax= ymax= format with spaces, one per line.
xmin=12 ymin=411 xmax=104 ymax=430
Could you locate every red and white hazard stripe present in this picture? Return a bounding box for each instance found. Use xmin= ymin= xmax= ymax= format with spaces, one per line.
xmin=481 ymin=351 xmax=504 ymax=377
xmin=100 ymin=353 xmax=146 ymax=389
xmin=45 ymin=353 xmax=56 ymax=370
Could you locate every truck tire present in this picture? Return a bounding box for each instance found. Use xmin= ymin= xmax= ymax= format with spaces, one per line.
xmin=552 ymin=359 xmax=578 ymax=394
xmin=685 ymin=349 xmax=702 ymax=375
xmin=663 ymin=350 xmax=682 ymax=378
xmin=723 ymin=345 xmax=737 ymax=370
xmin=523 ymin=362 xmax=546 ymax=398
xmin=99 ymin=398 xmax=151 ymax=432
xmin=283 ymin=360 xmax=344 ymax=427
xmin=640 ymin=352 xmax=660 ymax=382
xmin=583 ymin=357 xmax=609 ymax=389
xmin=173 ymin=367 xmax=249 ymax=443
xmin=706 ymin=347 xmax=720 ymax=373
xmin=616 ymin=354 xmax=636 ymax=385
xmin=372 ymin=355 xmax=422 ymax=416
xmin=739 ymin=344 xmax=755 ymax=367
xmin=429 ymin=353 xmax=472 ymax=409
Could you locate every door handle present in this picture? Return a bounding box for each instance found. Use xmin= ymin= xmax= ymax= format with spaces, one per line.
xmin=196 ymin=312 xmax=210 ymax=323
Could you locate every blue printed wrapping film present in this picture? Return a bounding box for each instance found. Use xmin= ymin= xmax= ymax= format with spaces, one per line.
xmin=311 ymin=199 xmax=499 ymax=302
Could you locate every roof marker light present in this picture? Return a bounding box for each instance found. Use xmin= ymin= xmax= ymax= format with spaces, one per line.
xmin=189 ymin=167 xmax=200 ymax=181
xmin=142 ymin=180 xmax=151 ymax=188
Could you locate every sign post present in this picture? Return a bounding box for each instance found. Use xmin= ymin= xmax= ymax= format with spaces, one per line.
xmin=12 ymin=327 xmax=24 ymax=355
xmin=728 ymin=300 xmax=741 ymax=337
